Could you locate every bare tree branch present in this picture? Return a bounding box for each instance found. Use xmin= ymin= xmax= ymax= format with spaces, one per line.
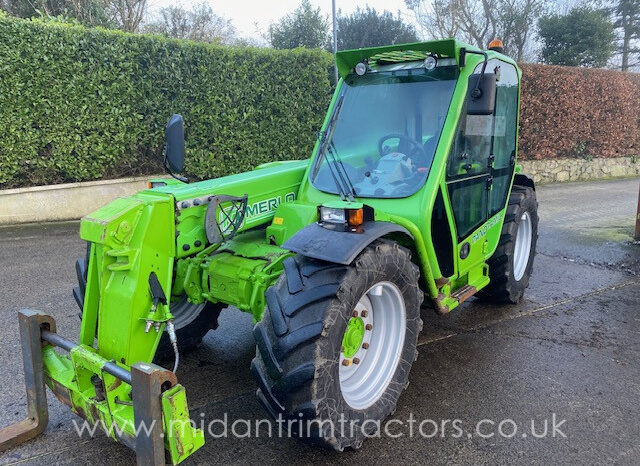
xmin=405 ymin=0 xmax=546 ymax=61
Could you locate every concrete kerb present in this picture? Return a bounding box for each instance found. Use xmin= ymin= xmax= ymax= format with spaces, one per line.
xmin=0 ymin=176 xmax=164 ymax=225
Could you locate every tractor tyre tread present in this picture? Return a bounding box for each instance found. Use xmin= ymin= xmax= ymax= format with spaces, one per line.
xmin=252 ymin=240 xmax=422 ymax=451
xmin=479 ymin=185 xmax=538 ymax=303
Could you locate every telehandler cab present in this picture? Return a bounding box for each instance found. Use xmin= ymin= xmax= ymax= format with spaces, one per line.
xmin=0 ymin=39 xmax=538 ymax=463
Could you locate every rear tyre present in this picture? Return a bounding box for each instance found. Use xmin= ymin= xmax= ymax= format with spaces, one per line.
xmin=73 ymin=242 xmax=224 ymax=362
xmin=480 ymin=185 xmax=538 ymax=303
xmin=251 ymin=240 xmax=423 ymax=450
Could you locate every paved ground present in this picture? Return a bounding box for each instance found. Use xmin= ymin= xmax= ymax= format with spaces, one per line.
xmin=0 ymin=178 xmax=639 ymax=465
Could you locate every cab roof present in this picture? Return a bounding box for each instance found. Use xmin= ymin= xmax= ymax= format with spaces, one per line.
xmin=335 ymin=38 xmax=506 ymax=79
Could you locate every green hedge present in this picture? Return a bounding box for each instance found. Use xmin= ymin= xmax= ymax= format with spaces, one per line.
xmin=7 ymin=15 xmax=636 ymax=190
xmin=0 ymin=15 xmax=333 ymax=188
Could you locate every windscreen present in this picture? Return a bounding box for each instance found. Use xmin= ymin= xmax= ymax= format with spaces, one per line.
xmin=310 ymin=66 xmax=458 ymax=198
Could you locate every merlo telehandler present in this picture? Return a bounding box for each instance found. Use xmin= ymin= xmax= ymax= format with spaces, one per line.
xmin=0 ymin=39 xmax=538 ymax=464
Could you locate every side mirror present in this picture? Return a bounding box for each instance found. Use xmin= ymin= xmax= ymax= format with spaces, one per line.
xmin=164 ymin=114 xmax=185 ymax=173
xmin=467 ymin=73 xmax=496 ymax=115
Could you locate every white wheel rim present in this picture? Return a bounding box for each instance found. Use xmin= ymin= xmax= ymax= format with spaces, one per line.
xmin=339 ymin=281 xmax=406 ymax=410
xmin=170 ymin=297 xmax=205 ymax=329
xmin=513 ymin=211 xmax=532 ymax=281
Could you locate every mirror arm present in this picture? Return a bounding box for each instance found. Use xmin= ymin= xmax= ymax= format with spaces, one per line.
xmin=163 ymin=152 xmax=188 ymax=183
xmin=462 ymin=49 xmax=489 ymax=99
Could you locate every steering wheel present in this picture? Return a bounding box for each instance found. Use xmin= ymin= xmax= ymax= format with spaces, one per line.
xmin=378 ymin=134 xmax=425 ymax=162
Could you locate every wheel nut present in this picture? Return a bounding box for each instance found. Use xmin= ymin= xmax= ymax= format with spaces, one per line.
xmin=361 ymin=310 xmax=368 ymax=317
xmin=342 ymin=359 xmax=352 ymax=366
xmin=362 ymin=342 xmax=369 ymax=349
xmin=352 ymin=310 xmax=359 ymax=317
xmin=365 ymin=323 xmax=373 ymax=331
xmin=353 ymin=357 xmax=360 ymax=365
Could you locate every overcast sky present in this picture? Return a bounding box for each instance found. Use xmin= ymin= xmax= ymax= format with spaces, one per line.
xmin=146 ymin=0 xmax=417 ymax=40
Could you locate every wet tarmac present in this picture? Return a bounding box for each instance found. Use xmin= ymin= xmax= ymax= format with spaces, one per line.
xmin=1 ymin=178 xmax=639 ymax=465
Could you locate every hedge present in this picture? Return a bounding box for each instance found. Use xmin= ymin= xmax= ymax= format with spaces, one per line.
xmin=519 ymin=63 xmax=640 ymax=160
xmin=0 ymin=15 xmax=332 ymax=188
xmin=2 ymin=15 xmax=640 ymax=189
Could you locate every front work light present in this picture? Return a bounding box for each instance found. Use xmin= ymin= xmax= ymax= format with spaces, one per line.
xmin=318 ymin=204 xmax=373 ymax=232
xmin=424 ymin=55 xmax=437 ymax=70
xmin=354 ymin=61 xmax=367 ymax=76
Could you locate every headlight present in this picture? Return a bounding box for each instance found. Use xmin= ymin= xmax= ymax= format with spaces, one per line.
xmin=320 ymin=207 xmax=346 ymax=224
xmin=318 ymin=205 xmax=371 ymax=232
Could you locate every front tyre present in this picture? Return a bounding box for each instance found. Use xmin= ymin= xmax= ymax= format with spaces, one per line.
xmin=251 ymin=240 xmax=423 ymax=450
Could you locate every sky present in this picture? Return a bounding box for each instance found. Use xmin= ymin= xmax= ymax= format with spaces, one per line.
xmin=146 ymin=0 xmax=417 ymax=40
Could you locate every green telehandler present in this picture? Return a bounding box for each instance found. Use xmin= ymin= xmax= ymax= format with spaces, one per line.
xmin=0 ymin=39 xmax=538 ymax=463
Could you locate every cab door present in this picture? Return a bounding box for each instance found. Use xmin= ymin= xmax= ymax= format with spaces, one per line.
xmin=445 ymin=59 xmax=520 ymax=276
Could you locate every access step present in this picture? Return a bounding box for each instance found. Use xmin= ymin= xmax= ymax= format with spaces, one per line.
xmin=450 ymin=284 xmax=477 ymax=304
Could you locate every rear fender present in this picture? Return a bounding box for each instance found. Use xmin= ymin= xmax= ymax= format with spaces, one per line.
xmin=514 ymin=173 xmax=535 ymax=190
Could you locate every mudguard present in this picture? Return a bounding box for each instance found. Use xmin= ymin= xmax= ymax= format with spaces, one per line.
xmin=514 ymin=173 xmax=535 ymax=190
xmin=282 ymin=221 xmax=412 ymax=265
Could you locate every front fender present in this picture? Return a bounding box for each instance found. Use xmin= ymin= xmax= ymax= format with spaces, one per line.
xmin=282 ymin=221 xmax=412 ymax=265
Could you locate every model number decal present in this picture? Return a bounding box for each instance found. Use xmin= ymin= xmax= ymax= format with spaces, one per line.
xmin=472 ymin=212 xmax=503 ymax=243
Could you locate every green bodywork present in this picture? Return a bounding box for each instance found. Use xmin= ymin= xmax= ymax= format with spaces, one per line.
xmin=39 ymin=39 xmax=523 ymax=463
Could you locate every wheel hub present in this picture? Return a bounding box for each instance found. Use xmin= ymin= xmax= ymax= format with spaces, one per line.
xmin=342 ymin=316 xmax=365 ymax=358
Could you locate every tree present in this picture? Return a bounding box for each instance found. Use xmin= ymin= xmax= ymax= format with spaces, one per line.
xmin=609 ymin=0 xmax=640 ymax=70
xmin=0 ymin=0 xmax=62 ymax=19
xmin=144 ymin=2 xmax=236 ymax=44
xmin=405 ymin=0 xmax=546 ymax=62
xmin=108 ymin=0 xmax=146 ymax=31
xmin=268 ymin=0 xmax=329 ymax=49
xmin=0 ymin=0 xmax=115 ymax=27
xmin=0 ymin=0 xmax=149 ymax=31
xmin=336 ymin=6 xmax=417 ymax=50
xmin=538 ymin=7 xmax=615 ymax=67
xmin=499 ymin=0 xmax=546 ymax=62
xmin=406 ymin=0 xmax=497 ymax=49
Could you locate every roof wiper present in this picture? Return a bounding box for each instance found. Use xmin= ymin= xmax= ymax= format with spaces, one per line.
xmin=311 ymin=95 xmax=352 ymax=201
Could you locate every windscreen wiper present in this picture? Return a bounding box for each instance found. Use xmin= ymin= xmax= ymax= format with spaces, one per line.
xmin=323 ymin=145 xmax=348 ymax=201
xmin=328 ymin=141 xmax=356 ymax=200
xmin=311 ymin=95 xmax=352 ymax=201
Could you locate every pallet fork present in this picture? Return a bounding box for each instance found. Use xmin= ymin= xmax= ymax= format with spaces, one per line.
xmin=0 ymin=310 xmax=184 ymax=465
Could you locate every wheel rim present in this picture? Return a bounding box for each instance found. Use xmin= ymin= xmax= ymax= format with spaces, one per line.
xmin=170 ymin=297 xmax=205 ymax=330
xmin=339 ymin=281 xmax=406 ymax=410
xmin=513 ymin=211 xmax=533 ymax=281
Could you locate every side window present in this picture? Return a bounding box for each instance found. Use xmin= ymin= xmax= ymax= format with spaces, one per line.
xmin=446 ymin=97 xmax=493 ymax=240
xmin=446 ymin=171 xmax=489 ymax=240
xmin=446 ymin=110 xmax=492 ymax=180
xmin=446 ymin=59 xmax=519 ymax=240
xmin=488 ymin=63 xmax=519 ymax=216
xmin=446 ymin=106 xmax=491 ymax=239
